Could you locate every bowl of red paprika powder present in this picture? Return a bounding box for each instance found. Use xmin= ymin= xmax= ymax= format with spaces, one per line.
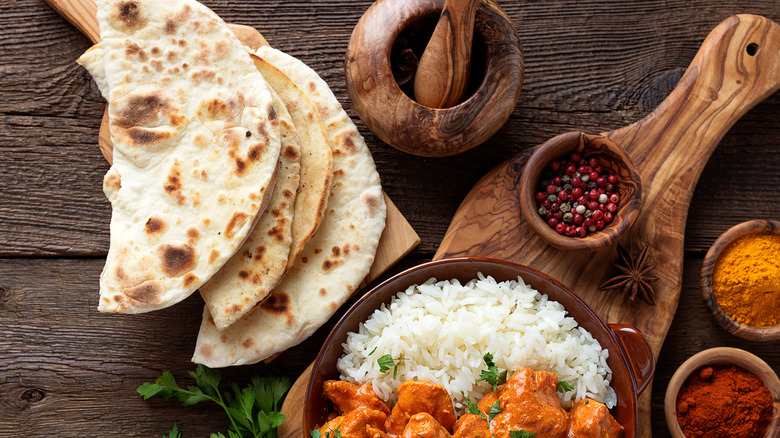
xmin=664 ymin=347 xmax=780 ymax=438
xmin=701 ymin=219 xmax=780 ymax=341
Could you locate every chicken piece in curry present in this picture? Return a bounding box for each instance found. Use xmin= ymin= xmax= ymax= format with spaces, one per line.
xmin=318 ymin=368 xmax=623 ymax=438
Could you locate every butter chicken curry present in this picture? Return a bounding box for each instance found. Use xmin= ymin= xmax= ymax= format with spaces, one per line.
xmin=316 ymin=368 xmax=622 ymax=438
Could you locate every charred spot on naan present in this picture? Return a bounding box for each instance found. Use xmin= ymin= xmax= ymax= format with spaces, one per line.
xmin=163 ymin=4 xmax=192 ymax=34
xmin=158 ymin=243 xmax=197 ymax=277
xmin=217 ymin=127 xmax=272 ymax=177
xmin=186 ymin=226 xmax=200 ymax=240
xmin=267 ymin=222 xmax=287 ymax=242
xmin=259 ymin=291 xmax=295 ymax=326
xmin=164 ymin=161 xmax=186 ymax=204
xmin=112 ymin=88 xmax=184 ymax=149
xmin=198 ymin=343 xmax=215 ymax=360
xmin=208 ymin=249 xmax=220 ymax=264
xmin=224 ymin=212 xmax=250 ymax=239
xmin=103 ymin=168 xmax=122 ymax=199
xmin=121 ymin=280 xmax=163 ymax=305
xmin=110 ymin=0 xmax=147 ymax=31
xmin=283 ymin=144 xmax=301 ymax=161
xmin=144 ymin=216 xmax=166 ymax=235
xmin=183 ymin=273 xmax=199 ymax=287
xmin=115 ymin=92 xmax=172 ymax=128
xmin=124 ymin=41 xmax=147 ymax=62
xmin=200 ymin=95 xmax=244 ymax=126
xmin=363 ymin=193 xmax=381 ymax=216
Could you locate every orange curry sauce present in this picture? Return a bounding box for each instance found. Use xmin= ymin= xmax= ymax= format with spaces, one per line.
xmin=318 ymin=368 xmax=623 ymax=438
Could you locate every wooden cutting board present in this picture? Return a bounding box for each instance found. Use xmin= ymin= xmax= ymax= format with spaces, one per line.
xmin=278 ymin=14 xmax=780 ymax=438
xmin=45 ymin=0 xmax=420 ymax=289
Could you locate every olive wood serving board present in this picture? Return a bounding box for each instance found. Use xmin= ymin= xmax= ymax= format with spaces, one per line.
xmin=45 ymin=0 xmax=420 ymax=291
xmin=278 ymin=14 xmax=780 ymax=438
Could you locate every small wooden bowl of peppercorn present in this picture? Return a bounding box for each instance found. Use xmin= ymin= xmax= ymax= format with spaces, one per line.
xmin=701 ymin=219 xmax=780 ymax=342
xmin=664 ymin=347 xmax=780 ymax=438
xmin=519 ymin=131 xmax=642 ymax=252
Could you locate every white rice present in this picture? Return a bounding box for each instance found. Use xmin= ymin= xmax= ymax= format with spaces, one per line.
xmin=336 ymin=273 xmax=616 ymax=412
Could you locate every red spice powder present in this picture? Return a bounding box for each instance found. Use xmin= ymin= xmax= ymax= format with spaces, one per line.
xmin=675 ymin=364 xmax=773 ymax=437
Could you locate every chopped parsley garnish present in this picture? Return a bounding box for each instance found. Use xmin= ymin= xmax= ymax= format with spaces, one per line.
xmin=377 ymin=354 xmax=407 ymax=379
xmin=462 ymin=391 xmax=486 ymax=420
xmin=377 ymin=354 xmax=395 ymax=372
xmin=309 ymin=426 xmax=343 ymax=438
xmin=487 ymin=400 xmax=502 ymax=424
xmin=556 ymin=380 xmax=574 ymax=393
xmin=510 ymin=431 xmax=537 ymax=438
xmin=478 ymin=353 xmax=508 ymax=391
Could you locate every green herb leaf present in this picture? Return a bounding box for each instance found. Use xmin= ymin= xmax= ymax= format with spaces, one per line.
xmin=138 ymin=367 xmax=291 ymax=438
xmin=377 ymin=354 xmax=395 ymax=373
xmin=461 ymin=391 xmax=486 ymax=419
xmin=509 ymin=431 xmax=537 ymax=438
xmin=483 ymin=352 xmax=496 ymax=367
xmin=487 ymin=400 xmax=502 ymax=424
xmin=163 ymin=424 xmax=181 ymax=438
xmin=368 ymin=346 xmax=378 ymax=356
xmin=478 ymin=353 xmax=508 ymax=391
xmin=310 ymin=426 xmax=343 ymax=438
xmin=556 ymin=380 xmax=574 ymax=393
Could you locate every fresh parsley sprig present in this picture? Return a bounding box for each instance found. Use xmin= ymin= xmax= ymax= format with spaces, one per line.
xmin=478 ymin=353 xmax=508 ymax=391
xmin=137 ymin=365 xmax=291 ymax=438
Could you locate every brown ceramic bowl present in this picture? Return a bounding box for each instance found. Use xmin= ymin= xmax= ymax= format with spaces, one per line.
xmin=519 ymin=131 xmax=642 ymax=252
xmin=303 ymin=257 xmax=656 ymax=437
xmin=701 ymin=219 xmax=780 ymax=341
xmin=345 ymin=0 xmax=524 ymax=157
xmin=664 ymin=347 xmax=780 ymax=438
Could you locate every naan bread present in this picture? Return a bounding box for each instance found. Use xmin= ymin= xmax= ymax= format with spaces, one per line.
xmin=86 ymin=0 xmax=281 ymax=313
xmin=200 ymin=55 xmax=334 ymax=330
xmin=193 ymin=47 xmax=386 ymax=367
xmin=250 ymin=54 xmax=332 ymax=271
xmin=199 ymin=88 xmax=301 ymax=330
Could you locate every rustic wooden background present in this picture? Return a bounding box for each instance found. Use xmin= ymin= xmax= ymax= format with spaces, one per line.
xmin=1 ymin=0 xmax=778 ymax=436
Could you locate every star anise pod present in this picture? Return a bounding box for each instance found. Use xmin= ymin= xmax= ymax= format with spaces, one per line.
xmin=599 ymin=243 xmax=659 ymax=305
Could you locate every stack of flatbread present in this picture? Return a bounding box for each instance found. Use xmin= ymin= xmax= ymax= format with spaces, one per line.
xmin=79 ymin=0 xmax=386 ymax=367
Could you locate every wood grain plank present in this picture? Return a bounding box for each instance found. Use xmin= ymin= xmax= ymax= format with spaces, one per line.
xmin=1 ymin=0 xmax=779 ymax=256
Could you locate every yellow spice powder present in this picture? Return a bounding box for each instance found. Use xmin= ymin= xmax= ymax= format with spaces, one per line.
xmin=712 ymin=232 xmax=780 ymax=327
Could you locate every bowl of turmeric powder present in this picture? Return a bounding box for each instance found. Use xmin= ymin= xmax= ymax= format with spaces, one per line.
xmin=663 ymin=347 xmax=780 ymax=438
xmin=701 ymin=219 xmax=780 ymax=342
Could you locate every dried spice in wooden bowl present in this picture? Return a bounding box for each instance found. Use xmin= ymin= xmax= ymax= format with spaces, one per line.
xmin=675 ymin=364 xmax=773 ymax=437
xmin=711 ymin=231 xmax=780 ymax=328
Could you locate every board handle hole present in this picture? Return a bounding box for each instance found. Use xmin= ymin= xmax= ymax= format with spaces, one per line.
xmin=746 ymin=43 xmax=759 ymax=56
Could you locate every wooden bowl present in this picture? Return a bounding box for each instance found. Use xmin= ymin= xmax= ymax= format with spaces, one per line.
xmin=345 ymin=0 xmax=523 ymax=157
xmin=701 ymin=219 xmax=780 ymax=341
xmin=303 ymin=257 xmax=656 ymax=437
xmin=519 ymin=132 xmax=642 ymax=252
xmin=664 ymin=347 xmax=780 ymax=438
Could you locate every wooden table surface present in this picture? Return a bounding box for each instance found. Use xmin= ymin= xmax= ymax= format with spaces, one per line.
xmin=1 ymin=0 xmax=778 ymax=436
